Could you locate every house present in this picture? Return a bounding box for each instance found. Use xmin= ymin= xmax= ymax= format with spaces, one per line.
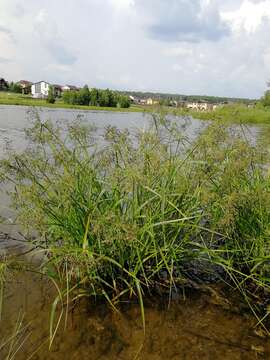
xmin=0 ymin=78 xmax=8 ymax=91
xmin=31 ymin=81 xmax=50 ymax=98
xmin=186 ymin=102 xmax=199 ymax=110
xmin=61 ymin=85 xmax=80 ymax=92
xmin=132 ymin=97 xmax=144 ymax=105
xmin=146 ymin=98 xmax=159 ymax=106
xmin=17 ymin=80 xmax=32 ymax=94
xmin=138 ymin=99 xmax=147 ymax=105
xmin=186 ymin=102 xmax=211 ymax=111
xmin=52 ymin=84 xmax=62 ymax=97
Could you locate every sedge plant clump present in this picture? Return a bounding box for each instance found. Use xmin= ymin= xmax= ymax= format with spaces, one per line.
xmin=0 ymin=114 xmax=269 ymax=322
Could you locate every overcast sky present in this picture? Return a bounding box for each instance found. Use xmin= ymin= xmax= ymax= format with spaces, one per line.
xmin=1 ymin=0 xmax=270 ymax=98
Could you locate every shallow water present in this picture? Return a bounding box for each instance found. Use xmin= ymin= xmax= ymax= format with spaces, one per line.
xmin=0 ymin=263 xmax=269 ymax=360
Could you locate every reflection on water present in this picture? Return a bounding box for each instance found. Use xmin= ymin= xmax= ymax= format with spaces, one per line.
xmin=0 ymin=264 xmax=269 ymax=360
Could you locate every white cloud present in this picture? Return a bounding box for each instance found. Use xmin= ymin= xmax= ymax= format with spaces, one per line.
xmin=0 ymin=0 xmax=270 ymax=98
xmin=172 ymin=64 xmax=184 ymax=72
xmin=109 ymin=0 xmax=134 ymax=10
xmin=221 ymin=0 xmax=270 ymax=33
xmin=164 ymin=47 xmax=193 ymax=57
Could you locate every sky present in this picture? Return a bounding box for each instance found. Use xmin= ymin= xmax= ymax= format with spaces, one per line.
xmin=1 ymin=0 xmax=270 ymax=98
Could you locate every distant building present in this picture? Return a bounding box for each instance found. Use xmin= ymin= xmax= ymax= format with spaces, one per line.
xmin=186 ymin=102 xmax=212 ymax=111
xmin=0 ymin=78 xmax=8 ymax=91
xmin=52 ymin=84 xmax=62 ymax=97
xmin=61 ymin=85 xmax=80 ymax=91
xmin=31 ymin=81 xmax=50 ymax=98
xmin=138 ymin=99 xmax=147 ymax=105
xmin=146 ymin=98 xmax=153 ymax=105
xmin=132 ymin=97 xmax=144 ymax=105
xmin=17 ymin=80 xmax=32 ymax=94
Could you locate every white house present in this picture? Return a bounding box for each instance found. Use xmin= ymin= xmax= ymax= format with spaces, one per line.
xmin=186 ymin=102 xmax=210 ymax=111
xmin=61 ymin=85 xmax=79 ymax=91
xmin=31 ymin=81 xmax=50 ymax=98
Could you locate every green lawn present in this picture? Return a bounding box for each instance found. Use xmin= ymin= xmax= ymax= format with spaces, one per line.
xmin=0 ymin=91 xmax=144 ymax=113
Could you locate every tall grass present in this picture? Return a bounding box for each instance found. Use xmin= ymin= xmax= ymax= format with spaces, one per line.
xmin=0 ymin=114 xmax=270 ymax=326
xmin=0 ymin=259 xmax=7 ymax=320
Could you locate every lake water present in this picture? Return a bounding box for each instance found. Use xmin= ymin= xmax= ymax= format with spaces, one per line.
xmin=0 ymin=105 xmax=268 ymax=360
xmin=0 ymin=105 xmax=206 ymax=157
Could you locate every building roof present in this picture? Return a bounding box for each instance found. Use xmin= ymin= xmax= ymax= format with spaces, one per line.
xmin=62 ymin=85 xmax=80 ymax=90
xmin=52 ymin=84 xmax=63 ymax=89
xmin=32 ymin=80 xmax=50 ymax=85
xmin=18 ymin=80 xmax=32 ymax=85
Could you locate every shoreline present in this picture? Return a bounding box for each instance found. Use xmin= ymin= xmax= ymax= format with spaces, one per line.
xmin=0 ymin=99 xmax=145 ymax=113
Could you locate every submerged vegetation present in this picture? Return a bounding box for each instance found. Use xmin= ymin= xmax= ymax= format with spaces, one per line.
xmin=0 ymin=114 xmax=270 ymax=332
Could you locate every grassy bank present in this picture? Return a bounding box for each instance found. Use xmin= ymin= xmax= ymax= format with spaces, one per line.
xmin=1 ymin=114 xmax=270 ymax=332
xmin=172 ymin=103 xmax=270 ymax=125
xmin=2 ymin=92 xmax=270 ymax=125
xmin=0 ymin=92 xmax=143 ymax=113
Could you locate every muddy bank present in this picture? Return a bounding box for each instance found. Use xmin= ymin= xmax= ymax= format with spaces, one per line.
xmin=0 ymin=265 xmax=269 ymax=360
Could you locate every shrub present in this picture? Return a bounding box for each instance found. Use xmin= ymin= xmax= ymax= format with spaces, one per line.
xmin=46 ymin=86 xmax=55 ymax=104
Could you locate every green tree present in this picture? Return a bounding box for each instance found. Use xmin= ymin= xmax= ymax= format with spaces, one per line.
xmin=90 ymin=88 xmax=99 ymax=106
xmin=261 ymin=90 xmax=270 ymax=107
xmin=78 ymin=85 xmax=91 ymax=105
xmin=99 ymin=89 xmax=110 ymax=107
xmin=62 ymin=90 xmax=72 ymax=104
xmin=118 ymin=95 xmax=130 ymax=108
xmin=9 ymin=82 xmax=22 ymax=93
xmin=63 ymin=90 xmax=78 ymax=105
xmin=47 ymin=86 xmax=55 ymax=104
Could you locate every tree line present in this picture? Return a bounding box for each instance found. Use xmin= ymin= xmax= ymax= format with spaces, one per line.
xmin=62 ymin=86 xmax=130 ymax=108
xmin=6 ymin=82 xmax=22 ymax=93
xmin=123 ymin=90 xmax=255 ymax=105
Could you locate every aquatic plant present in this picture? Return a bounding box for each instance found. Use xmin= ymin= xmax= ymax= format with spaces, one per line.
xmin=0 ymin=113 xmax=270 ymax=331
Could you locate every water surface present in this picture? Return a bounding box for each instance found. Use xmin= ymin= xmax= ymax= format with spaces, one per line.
xmin=1 ymin=267 xmax=269 ymax=360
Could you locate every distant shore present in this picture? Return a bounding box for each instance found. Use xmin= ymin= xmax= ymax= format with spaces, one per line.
xmin=0 ymin=92 xmax=144 ymax=113
xmin=1 ymin=92 xmax=270 ymax=125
